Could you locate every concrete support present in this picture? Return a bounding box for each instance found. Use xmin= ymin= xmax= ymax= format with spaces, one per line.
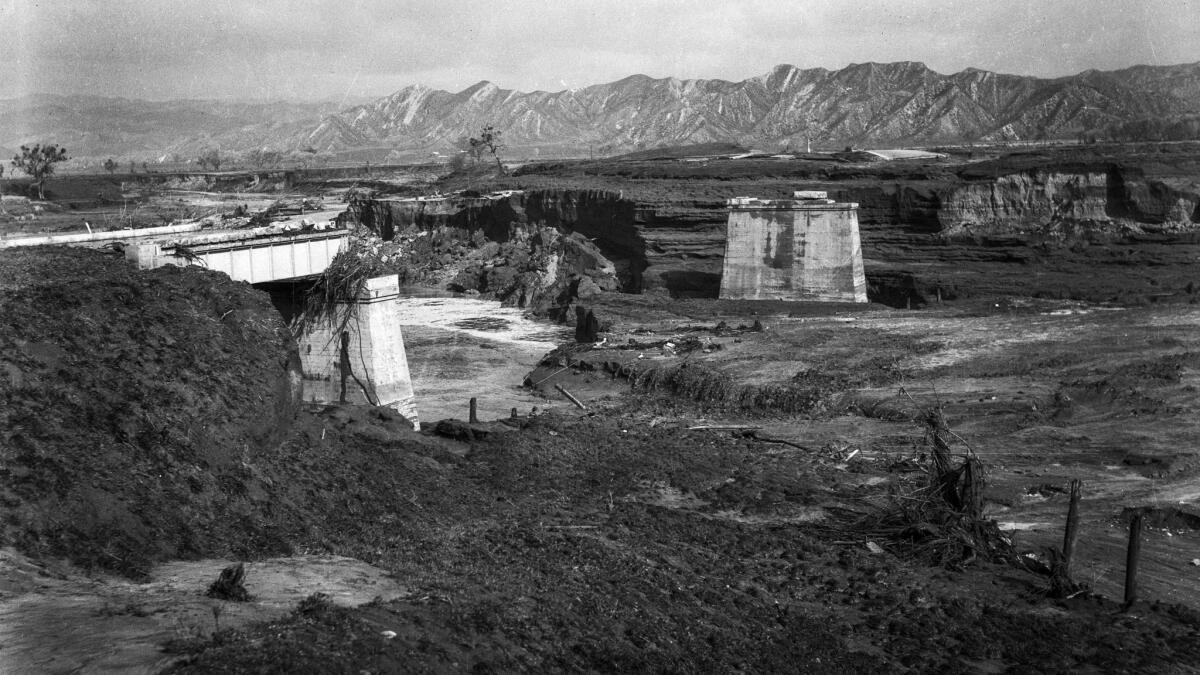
xmin=719 ymin=192 xmax=867 ymax=303
xmin=297 ymin=275 xmax=419 ymax=428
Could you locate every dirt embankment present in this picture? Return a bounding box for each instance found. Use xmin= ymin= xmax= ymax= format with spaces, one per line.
xmin=0 ymin=247 xmax=303 ymax=576
xmin=0 ymin=247 xmax=488 ymax=584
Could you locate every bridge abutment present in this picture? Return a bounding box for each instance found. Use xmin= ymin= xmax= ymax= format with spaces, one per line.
xmin=297 ymin=275 xmax=420 ymax=428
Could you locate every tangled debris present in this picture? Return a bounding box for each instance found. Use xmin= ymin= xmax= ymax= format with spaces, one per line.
xmin=296 ymin=236 xmax=394 ymax=335
xmin=854 ymin=406 xmax=1014 ymax=568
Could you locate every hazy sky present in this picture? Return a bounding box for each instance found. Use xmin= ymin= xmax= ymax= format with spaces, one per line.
xmin=3 ymin=0 xmax=1199 ymax=103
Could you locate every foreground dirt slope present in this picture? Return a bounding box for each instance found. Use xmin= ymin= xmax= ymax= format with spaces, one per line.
xmin=0 ymin=249 xmax=455 ymax=581
xmin=166 ymin=412 xmax=1200 ymax=674
xmin=0 ymin=248 xmax=305 ymax=576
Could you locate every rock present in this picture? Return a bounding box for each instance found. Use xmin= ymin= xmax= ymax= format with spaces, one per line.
xmin=206 ymin=563 xmax=251 ymax=601
xmin=576 ymin=276 xmax=603 ymax=301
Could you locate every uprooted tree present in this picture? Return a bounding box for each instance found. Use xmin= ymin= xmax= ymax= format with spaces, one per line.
xmin=854 ymin=402 xmax=1014 ymax=569
xmin=12 ymin=143 xmax=69 ymax=200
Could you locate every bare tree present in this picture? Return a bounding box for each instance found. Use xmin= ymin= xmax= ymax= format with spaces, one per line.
xmin=468 ymin=125 xmax=506 ymax=173
xmin=12 ymin=143 xmax=69 ymax=200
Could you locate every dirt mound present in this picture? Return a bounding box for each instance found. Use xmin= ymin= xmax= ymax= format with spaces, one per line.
xmin=0 ymin=247 xmax=302 ymax=576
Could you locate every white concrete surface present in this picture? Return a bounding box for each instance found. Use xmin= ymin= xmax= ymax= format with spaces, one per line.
xmin=720 ymin=197 xmax=867 ymax=303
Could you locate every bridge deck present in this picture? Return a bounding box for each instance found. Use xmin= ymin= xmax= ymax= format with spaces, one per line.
xmin=128 ymin=227 xmax=350 ymax=284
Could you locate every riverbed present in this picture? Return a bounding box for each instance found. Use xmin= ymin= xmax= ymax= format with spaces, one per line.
xmin=395 ymin=292 xmax=573 ymax=423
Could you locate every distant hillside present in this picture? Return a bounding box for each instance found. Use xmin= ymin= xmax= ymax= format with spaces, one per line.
xmin=0 ymin=95 xmax=344 ymax=162
xmin=609 ymin=142 xmax=750 ymax=161
xmin=8 ymin=61 xmax=1200 ymax=163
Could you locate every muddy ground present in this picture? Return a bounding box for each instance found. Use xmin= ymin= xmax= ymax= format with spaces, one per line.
xmin=2 ymin=149 xmax=1200 ymax=673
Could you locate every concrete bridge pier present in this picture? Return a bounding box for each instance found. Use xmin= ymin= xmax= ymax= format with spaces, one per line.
xmin=297 ymin=275 xmax=419 ymax=429
xmin=720 ymin=191 xmax=867 ymax=303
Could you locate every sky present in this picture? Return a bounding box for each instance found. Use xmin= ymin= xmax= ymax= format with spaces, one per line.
xmin=3 ymin=0 xmax=1199 ymax=103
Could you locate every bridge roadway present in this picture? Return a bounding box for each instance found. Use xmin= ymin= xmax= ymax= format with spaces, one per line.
xmin=127 ymin=224 xmax=349 ymax=284
xmin=1 ymin=209 xmax=351 ymax=284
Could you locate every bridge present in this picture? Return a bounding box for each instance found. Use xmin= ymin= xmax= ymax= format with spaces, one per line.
xmin=0 ymin=209 xmax=351 ymax=284
xmin=125 ymin=225 xmax=349 ymax=284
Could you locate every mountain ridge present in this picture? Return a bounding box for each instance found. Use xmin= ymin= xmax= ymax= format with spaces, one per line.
xmin=6 ymin=61 xmax=1200 ymax=161
xmin=299 ymin=61 xmax=1200 ymax=157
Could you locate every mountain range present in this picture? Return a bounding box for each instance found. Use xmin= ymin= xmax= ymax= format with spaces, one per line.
xmin=6 ymin=61 xmax=1200 ymax=162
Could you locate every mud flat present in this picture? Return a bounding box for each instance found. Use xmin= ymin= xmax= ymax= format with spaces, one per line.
xmin=0 ymin=550 xmax=406 ymax=674
xmin=534 ymin=294 xmax=1200 ymax=610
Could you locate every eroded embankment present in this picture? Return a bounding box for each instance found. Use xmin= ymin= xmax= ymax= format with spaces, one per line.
xmin=468 ymin=163 xmax=1200 ymax=307
xmin=840 ymin=165 xmax=1200 ymax=306
xmin=0 ymin=248 xmax=459 ymax=579
xmin=343 ymin=189 xmax=640 ymax=319
xmin=0 ymin=247 xmax=301 ymax=575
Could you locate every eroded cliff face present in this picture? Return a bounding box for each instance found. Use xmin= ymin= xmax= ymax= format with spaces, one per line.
xmin=345 ymin=190 xmax=632 ymax=318
xmin=935 ymin=169 xmax=1200 ymax=238
xmin=838 ymin=167 xmax=1200 ymax=306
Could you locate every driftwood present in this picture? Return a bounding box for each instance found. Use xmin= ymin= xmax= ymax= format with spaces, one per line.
xmin=555 ymin=384 xmax=586 ymax=409
xmin=740 ymin=429 xmax=812 ymax=451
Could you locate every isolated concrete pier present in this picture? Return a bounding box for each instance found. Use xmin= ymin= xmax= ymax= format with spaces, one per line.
xmin=720 ymin=191 xmax=867 ymax=303
xmin=297 ymin=275 xmax=419 ymax=428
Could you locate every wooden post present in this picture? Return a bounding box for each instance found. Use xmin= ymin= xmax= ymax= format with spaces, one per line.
xmin=1124 ymin=513 xmax=1143 ymax=609
xmin=469 ymin=397 xmax=478 ymax=424
xmin=1061 ymin=479 xmax=1082 ymax=578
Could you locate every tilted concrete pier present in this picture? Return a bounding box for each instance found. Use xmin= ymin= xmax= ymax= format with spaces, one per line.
xmin=297 ymin=275 xmax=420 ymax=428
xmin=720 ymin=191 xmax=867 ymax=303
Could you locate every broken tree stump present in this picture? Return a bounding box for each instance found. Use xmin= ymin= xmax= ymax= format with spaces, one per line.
xmin=206 ymin=562 xmax=251 ymax=601
xmin=575 ymin=306 xmax=600 ymax=343
xmin=469 ymin=397 xmax=478 ymax=424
